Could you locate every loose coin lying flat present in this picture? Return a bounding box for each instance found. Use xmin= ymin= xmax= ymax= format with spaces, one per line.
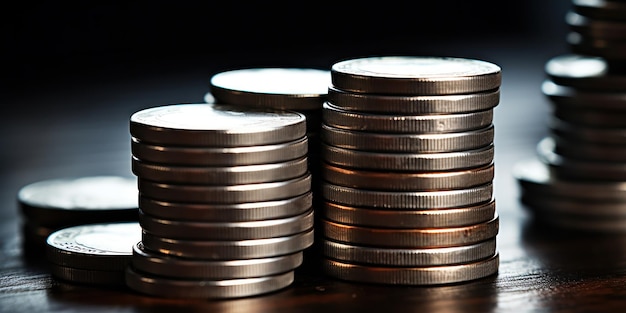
xmin=138 ymin=209 xmax=314 ymax=240
xmin=321 ymin=123 xmax=494 ymax=153
xmin=326 ymin=86 xmax=500 ymax=114
xmin=323 ymin=237 xmax=496 ymax=266
xmin=141 ymin=228 xmax=314 ymax=260
xmin=132 ymin=242 xmax=303 ymax=279
xmin=125 ymin=266 xmax=294 ymax=299
xmin=131 ymin=136 xmax=308 ymax=166
xmin=130 ymin=103 xmax=306 ymax=147
xmin=18 ymin=176 xmax=138 ymax=227
xmin=322 ymin=143 xmax=494 ymax=171
xmin=137 ymin=173 xmax=311 ymax=203
xmin=322 ymin=102 xmax=493 ymax=133
xmin=138 ymin=192 xmax=312 ymax=222
xmin=321 ymin=216 xmax=499 ymax=248
xmin=46 ymin=222 xmax=141 ymax=271
xmin=321 ymin=182 xmax=493 ymax=209
xmin=322 ymin=199 xmax=496 ymax=228
xmin=321 ymin=162 xmax=494 ymax=191
xmin=322 ymin=253 xmax=499 ymax=285
xmin=330 ymin=56 xmax=501 ymax=95
xmin=209 ymin=68 xmax=331 ymax=110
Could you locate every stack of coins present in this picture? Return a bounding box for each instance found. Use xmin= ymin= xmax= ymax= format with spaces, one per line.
xmin=319 ymin=56 xmax=501 ymax=285
xmin=515 ymin=1 xmax=626 ymax=232
xmin=126 ymin=103 xmax=315 ymax=299
xmin=45 ymin=222 xmax=141 ymax=286
xmin=17 ymin=176 xmax=138 ymax=257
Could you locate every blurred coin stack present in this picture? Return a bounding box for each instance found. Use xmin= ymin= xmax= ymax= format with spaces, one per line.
xmin=515 ymin=0 xmax=626 ymax=232
xmin=318 ymin=56 xmax=501 ymax=285
xmin=126 ymin=103 xmax=315 ymax=299
xmin=17 ymin=176 xmax=138 ymax=257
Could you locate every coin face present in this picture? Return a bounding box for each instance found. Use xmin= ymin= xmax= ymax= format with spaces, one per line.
xmin=211 ymin=68 xmax=331 ymax=96
xmin=331 ymin=56 xmax=501 ymax=95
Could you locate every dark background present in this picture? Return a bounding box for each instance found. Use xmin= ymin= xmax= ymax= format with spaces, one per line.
xmin=4 ymin=1 xmax=571 ymax=95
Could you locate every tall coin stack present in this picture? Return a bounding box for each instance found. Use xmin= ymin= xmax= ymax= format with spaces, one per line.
xmin=125 ymin=103 xmax=315 ymax=299
xmin=514 ymin=0 xmax=626 ymax=232
xmin=319 ymin=56 xmax=502 ymax=285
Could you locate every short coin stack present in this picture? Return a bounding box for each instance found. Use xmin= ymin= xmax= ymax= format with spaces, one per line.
xmin=126 ymin=103 xmax=315 ymax=299
xmin=515 ymin=1 xmax=626 ymax=232
xmin=319 ymin=56 xmax=501 ymax=285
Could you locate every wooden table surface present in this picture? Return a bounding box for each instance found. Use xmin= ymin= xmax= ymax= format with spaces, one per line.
xmin=3 ymin=36 xmax=626 ymax=313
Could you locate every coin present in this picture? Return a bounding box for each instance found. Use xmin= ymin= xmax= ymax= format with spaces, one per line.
xmin=552 ymin=105 xmax=626 ymax=127
xmin=322 ymin=237 xmax=497 ymax=266
xmin=141 ymin=228 xmax=314 ymax=260
xmin=541 ymin=80 xmax=626 ymax=111
xmin=573 ymin=0 xmax=626 ymax=21
xmin=566 ymin=11 xmax=626 ymax=40
xmin=322 ymin=102 xmax=493 ymax=133
xmin=322 ymin=198 xmax=496 ymax=228
xmin=132 ymin=242 xmax=302 ymax=279
xmin=552 ymin=132 xmax=626 ymax=162
xmin=125 ymin=266 xmax=294 ymax=299
xmin=209 ymin=68 xmax=331 ymax=110
xmin=137 ymin=173 xmax=311 ymax=203
xmin=321 ymin=162 xmax=494 ymax=191
xmin=326 ymin=85 xmax=500 ymax=114
xmin=18 ymin=176 xmax=138 ymax=228
xmin=131 ymin=136 xmax=308 ymax=166
xmin=321 ymin=182 xmax=493 ymax=209
xmin=544 ymin=54 xmax=626 ymax=91
xmin=130 ymin=103 xmax=307 ymax=147
xmin=520 ymin=193 xmax=626 ymax=218
xmin=322 ymin=253 xmax=499 ymax=285
xmin=131 ymin=156 xmax=308 ymax=185
xmin=322 ymin=143 xmax=494 ymax=171
xmin=330 ymin=56 xmax=501 ymax=95
xmin=49 ymin=264 xmax=127 ymax=286
xmin=321 ymin=123 xmax=494 ymax=153
xmin=138 ymin=209 xmax=314 ymax=240
xmin=138 ymin=192 xmax=312 ymax=222
xmin=46 ymin=222 xmax=141 ymax=271
xmin=321 ymin=216 xmax=498 ymax=248
xmin=567 ymin=32 xmax=626 ymax=61
xmin=550 ymin=117 xmax=626 ymax=144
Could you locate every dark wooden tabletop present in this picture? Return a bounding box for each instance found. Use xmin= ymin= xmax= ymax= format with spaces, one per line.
xmin=4 ymin=15 xmax=626 ymax=310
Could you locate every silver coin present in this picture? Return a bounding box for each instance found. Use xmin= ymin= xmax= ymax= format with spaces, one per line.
xmin=322 ymin=143 xmax=494 ymax=171
xmin=330 ymin=56 xmax=501 ymax=95
xmin=542 ymin=80 xmax=626 ymax=111
xmin=141 ymin=228 xmax=314 ymax=260
xmin=552 ymin=132 xmax=626 ymax=162
xmin=209 ymin=68 xmax=331 ymax=110
xmin=321 ymin=123 xmax=494 ymax=153
xmin=323 ymin=102 xmax=493 ymax=133
xmin=321 ymin=215 xmax=498 ymax=248
xmin=514 ymin=157 xmax=626 ymax=200
xmin=537 ymin=136 xmax=626 ymax=181
xmin=321 ymin=182 xmax=493 ymax=209
xmin=46 ymin=222 xmax=141 ymax=271
xmin=138 ymin=192 xmax=312 ymax=222
xmin=566 ymin=11 xmax=626 ymax=40
xmin=550 ymin=117 xmax=626 ymax=144
xmin=568 ymin=32 xmax=626 ymax=61
xmin=323 ymin=237 xmax=497 ymax=266
xmin=573 ymin=0 xmax=626 ymax=21
xmin=544 ymin=54 xmax=626 ymax=91
xmin=125 ymin=266 xmax=294 ymax=299
xmin=50 ymin=264 xmax=126 ymax=286
xmin=322 ymin=198 xmax=496 ymax=228
xmin=322 ymin=162 xmax=494 ymax=191
xmin=520 ymin=193 xmax=626 ymax=218
xmin=138 ymin=209 xmax=314 ymax=240
xmin=137 ymin=173 xmax=311 ymax=203
xmin=132 ymin=242 xmax=303 ymax=279
xmin=131 ymin=136 xmax=308 ymax=166
xmin=322 ymin=253 xmax=499 ymax=285
xmin=130 ymin=103 xmax=306 ymax=147
xmin=326 ymin=85 xmax=500 ymax=114
xmin=18 ymin=176 xmax=138 ymax=227
xmin=131 ymin=156 xmax=308 ymax=185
